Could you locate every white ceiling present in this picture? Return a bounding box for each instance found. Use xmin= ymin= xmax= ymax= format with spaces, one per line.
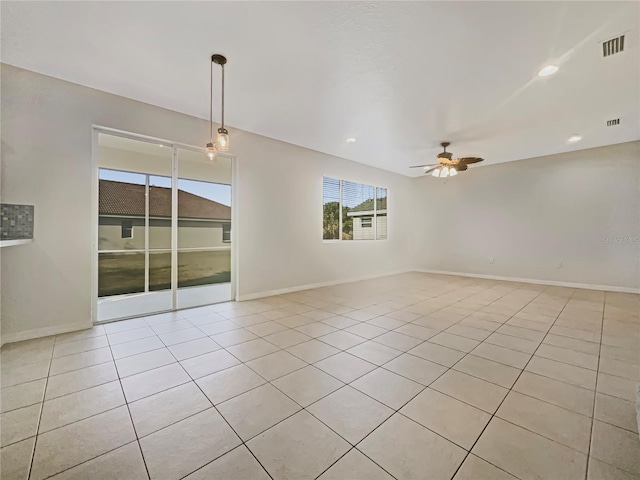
xmin=2 ymin=1 xmax=638 ymax=176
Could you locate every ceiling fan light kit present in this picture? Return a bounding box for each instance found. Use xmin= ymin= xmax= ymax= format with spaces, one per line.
xmin=411 ymin=142 xmax=484 ymax=179
xmin=431 ymin=166 xmax=457 ymax=178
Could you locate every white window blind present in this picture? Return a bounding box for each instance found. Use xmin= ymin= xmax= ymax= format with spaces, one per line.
xmin=342 ymin=181 xmax=374 ymax=241
xmin=376 ymin=187 xmax=387 ymax=240
xmin=322 ymin=177 xmax=388 ymax=241
xmin=322 ymin=177 xmax=341 ymax=240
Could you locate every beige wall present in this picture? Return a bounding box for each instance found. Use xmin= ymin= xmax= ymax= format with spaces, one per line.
xmin=0 ymin=65 xmax=413 ymax=341
xmin=412 ymin=141 xmax=640 ymax=290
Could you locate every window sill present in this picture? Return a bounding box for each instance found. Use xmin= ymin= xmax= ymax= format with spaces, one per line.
xmin=0 ymin=239 xmax=33 ymax=248
xmin=322 ymin=239 xmax=388 ymax=243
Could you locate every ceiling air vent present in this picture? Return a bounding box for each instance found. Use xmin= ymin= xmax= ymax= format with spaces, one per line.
xmin=607 ymin=118 xmax=620 ymax=127
xmin=602 ymin=35 xmax=625 ymax=57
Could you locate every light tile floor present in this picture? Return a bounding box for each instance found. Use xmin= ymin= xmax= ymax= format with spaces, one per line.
xmin=1 ymin=273 xmax=639 ymax=480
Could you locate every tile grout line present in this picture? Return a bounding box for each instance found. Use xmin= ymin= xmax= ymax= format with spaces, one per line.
xmin=162 ymin=288 xmax=616 ymax=476
xmin=4 ymin=279 xmax=630 ymax=479
xmin=4 ymin=295 xmax=611 ymax=435
xmin=97 ymin=288 xmax=611 ymax=478
xmin=373 ymin=295 xmax=603 ymax=419
xmin=583 ymin=291 xmax=606 ymax=480
xmin=175 ymin=443 xmax=261 ymax=480
xmin=448 ymin=286 xmax=578 ymax=480
xmin=422 ymin=289 xmax=564 ymax=476
xmin=158 ymin=333 xmax=276 ymax=480
xmin=63 ymin=287 xmax=605 ymax=477
xmin=436 ymin=289 xmax=576 ymax=477
xmin=311 ymin=280 xmax=540 ymax=479
xmin=35 ymin=441 xmax=142 ymax=480
xmin=106 ymin=329 xmax=153 ymax=480
xmin=26 ymin=336 xmax=56 ymax=480
xmin=185 ymin=280 xmax=514 ymax=480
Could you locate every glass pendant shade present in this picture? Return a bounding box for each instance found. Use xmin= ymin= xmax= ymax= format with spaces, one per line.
xmin=432 ymin=168 xmax=441 ymax=177
xmin=217 ymin=128 xmax=229 ymax=151
xmin=206 ymin=142 xmax=217 ymax=161
xmin=441 ymin=167 xmax=450 ymax=177
xmin=449 ymin=167 xmax=458 ymax=176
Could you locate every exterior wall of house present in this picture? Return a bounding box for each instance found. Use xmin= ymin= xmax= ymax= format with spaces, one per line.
xmin=376 ymin=214 xmax=388 ymax=239
xmin=352 ymin=216 xmax=374 ymax=240
xmin=352 ymin=215 xmax=387 ymax=240
xmin=98 ymin=216 xmax=229 ymax=250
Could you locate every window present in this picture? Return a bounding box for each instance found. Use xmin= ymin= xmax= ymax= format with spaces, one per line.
xmin=177 ymin=177 xmax=232 ymax=288
xmin=121 ymin=220 xmax=133 ymax=239
xmin=322 ymin=177 xmax=341 ymax=240
xmin=322 ymin=177 xmax=387 ymax=241
xmin=376 ymin=188 xmax=388 ymax=240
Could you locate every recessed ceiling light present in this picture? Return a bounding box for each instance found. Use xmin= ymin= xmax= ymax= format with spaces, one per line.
xmin=568 ymin=134 xmax=582 ymax=143
xmin=346 ymin=138 xmax=356 ymax=143
xmin=538 ymin=65 xmax=559 ymax=77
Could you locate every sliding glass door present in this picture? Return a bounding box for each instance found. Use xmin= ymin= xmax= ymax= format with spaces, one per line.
xmin=176 ymin=148 xmax=232 ymax=309
xmin=95 ymin=132 xmax=233 ymax=322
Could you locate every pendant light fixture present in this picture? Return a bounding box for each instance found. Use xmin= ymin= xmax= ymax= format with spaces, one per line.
xmin=206 ymin=54 xmax=229 ymax=160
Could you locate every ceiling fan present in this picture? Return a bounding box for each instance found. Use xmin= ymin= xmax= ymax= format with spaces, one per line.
xmin=410 ymin=142 xmax=484 ymax=177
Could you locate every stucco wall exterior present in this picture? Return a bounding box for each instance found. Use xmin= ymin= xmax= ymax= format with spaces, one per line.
xmin=98 ymin=217 xmax=230 ymax=250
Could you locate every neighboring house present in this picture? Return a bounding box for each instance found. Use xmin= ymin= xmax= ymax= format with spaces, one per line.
xmin=98 ymin=180 xmax=231 ymax=250
xmin=346 ymin=196 xmax=387 ymax=240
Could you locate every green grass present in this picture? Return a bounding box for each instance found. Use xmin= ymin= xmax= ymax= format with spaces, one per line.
xmin=98 ymin=250 xmax=231 ymax=297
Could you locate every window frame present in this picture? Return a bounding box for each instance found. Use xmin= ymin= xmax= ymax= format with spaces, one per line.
xmin=322 ymin=177 xmax=388 ymax=243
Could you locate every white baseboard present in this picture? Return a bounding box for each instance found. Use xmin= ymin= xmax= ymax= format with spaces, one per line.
xmin=1 ymin=321 xmax=92 ymax=347
xmin=237 ymin=269 xmax=415 ymax=301
xmin=415 ymin=269 xmax=640 ymax=294
xmin=4 ymin=268 xmax=635 ymax=346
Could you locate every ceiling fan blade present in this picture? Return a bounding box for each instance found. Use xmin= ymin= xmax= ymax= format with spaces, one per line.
xmin=424 ymin=166 xmax=440 ymax=174
xmin=409 ymin=164 xmax=438 ymax=168
xmin=456 ymin=157 xmax=484 ymax=164
xmin=455 ymin=164 xmax=468 ymax=171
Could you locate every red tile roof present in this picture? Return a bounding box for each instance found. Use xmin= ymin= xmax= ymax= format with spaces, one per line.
xmin=99 ymin=180 xmax=231 ymax=220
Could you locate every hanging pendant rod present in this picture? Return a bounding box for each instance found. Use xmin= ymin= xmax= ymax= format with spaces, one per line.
xmin=206 ymin=54 xmax=229 ymax=159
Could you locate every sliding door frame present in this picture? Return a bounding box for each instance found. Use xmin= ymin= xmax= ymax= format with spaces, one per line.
xmin=90 ymin=126 xmax=238 ymax=324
